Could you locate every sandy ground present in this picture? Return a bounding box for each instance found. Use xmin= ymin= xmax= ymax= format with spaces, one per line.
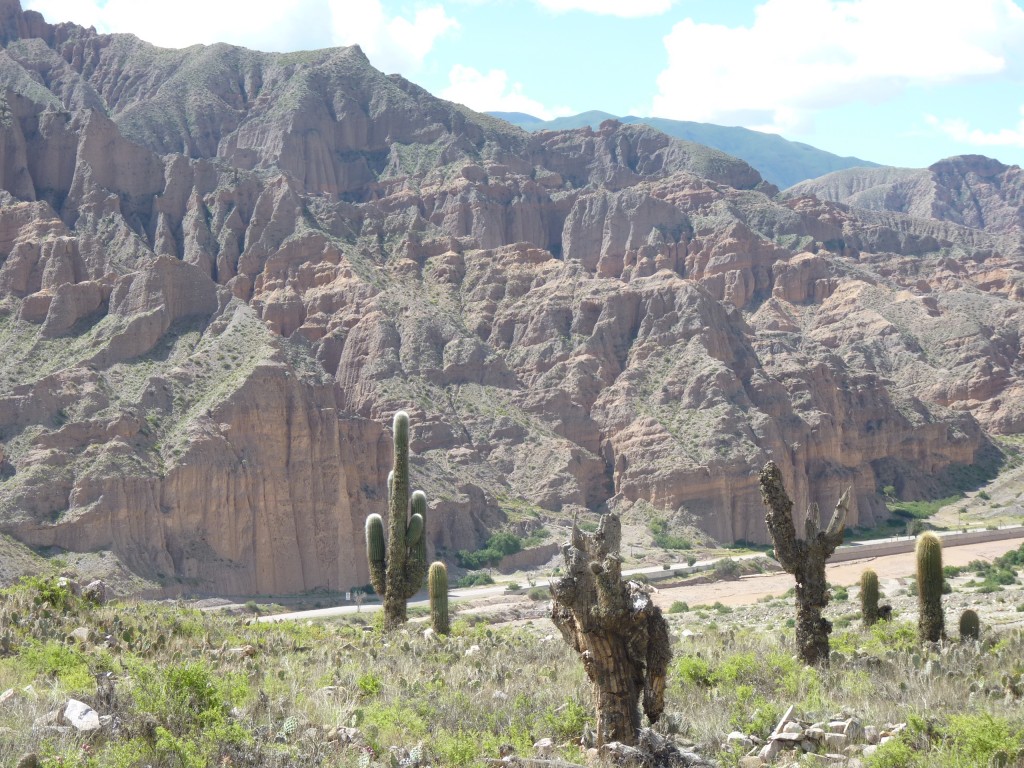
xmin=650 ymin=536 xmax=1024 ymax=610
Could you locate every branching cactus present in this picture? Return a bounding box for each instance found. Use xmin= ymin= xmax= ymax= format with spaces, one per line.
xmin=959 ymin=608 xmax=980 ymax=641
xmin=759 ymin=461 xmax=849 ymax=666
xmin=365 ymin=411 xmax=430 ymax=631
xmin=550 ymin=513 xmax=671 ymax=747
xmin=916 ymin=532 xmax=944 ymax=642
xmin=428 ymin=561 xmax=449 ymax=635
xmin=860 ymin=568 xmax=880 ymax=626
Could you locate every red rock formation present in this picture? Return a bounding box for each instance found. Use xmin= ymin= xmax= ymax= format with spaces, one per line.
xmin=0 ymin=0 xmax=1017 ymax=596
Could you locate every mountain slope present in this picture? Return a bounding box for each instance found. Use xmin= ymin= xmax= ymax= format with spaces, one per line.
xmin=785 ymin=155 xmax=1024 ymax=234
xmin=0 ymin=0 xmax=1021 ymax=597
xmin=491 ymin=111 xmax=880 ymax=189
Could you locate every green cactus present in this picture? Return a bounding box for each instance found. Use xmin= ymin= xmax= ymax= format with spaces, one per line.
xmin=364 ymin=411 xmax=431 ymax=631
xmin=915 ymin=531 xmax=945 ymax=642
xmin=860 ymin=568 xmax=879 ymax=626
xmin=959 ymin=608 xmax=980 ymax=641
xmin=428 ymin=561 xmax=449 ymax=635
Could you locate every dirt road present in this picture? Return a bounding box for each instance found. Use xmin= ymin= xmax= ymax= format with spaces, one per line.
xmin=652 ymin=537 xmax=1024 ymax=609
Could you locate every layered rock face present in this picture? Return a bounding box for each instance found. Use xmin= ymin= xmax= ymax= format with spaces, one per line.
xmin=0 ymin=1 xmax=1020 ymax=594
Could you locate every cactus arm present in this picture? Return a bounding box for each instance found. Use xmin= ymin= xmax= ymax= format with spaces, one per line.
xmin=407 ymin=513 xmax=424 ymax=546
xmin=804 ymin=503 xmax=820 ymax=541
xmin=758 ymin=461 xmax=804 ymax=571
xmin=404 ymin=490 xmax=429 ymax=598
xmin=823 ymin=488 xmax=850 ymax=546
xmin=365 ymin=514 xmax=387 ymax=597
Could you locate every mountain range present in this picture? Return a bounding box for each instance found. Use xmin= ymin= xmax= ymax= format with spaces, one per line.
xmin=0 ymin=0 xmax=1022 ymax=597
xmin=489 ymin=110 xmax=880 ymax=190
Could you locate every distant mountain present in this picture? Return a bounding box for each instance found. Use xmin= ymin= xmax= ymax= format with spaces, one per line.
xmin=490 ymin=111 xmax=881 ymax=189
xmin=785 ymin=155 xmax=1024 ymax=234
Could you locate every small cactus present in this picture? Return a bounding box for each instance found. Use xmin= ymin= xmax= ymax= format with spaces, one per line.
xmin=959 ymin=608 xmax=980 ymax=641
xmin=860 ymin=569 xmax=879 ymax=626
xmin=915 ymin=532 xmax=944 ymax=642
xmin=428 ymin=561 xmax=449 ymax=635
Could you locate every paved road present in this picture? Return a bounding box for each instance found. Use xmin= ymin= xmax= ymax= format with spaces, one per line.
xmin=257 ymin=526 xmax=1024 ymax=623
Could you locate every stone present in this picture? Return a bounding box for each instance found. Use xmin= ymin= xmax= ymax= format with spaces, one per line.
xmin=82 ymin=580 xmax=107 ymax=604
xmin=68 ymin=626 xmax=91 ymax=645
xmin=863 ymin=726 xmax=880 ymax=745
xmin=823 ymin=732 xmax=847 ymax=749
xmin=533 ymin=738 xmax=554 ymax=758
xmin=0 ymin=688 xmax=15 ymax=705
xmin=64 ymin=699 xmax=101 ymax=731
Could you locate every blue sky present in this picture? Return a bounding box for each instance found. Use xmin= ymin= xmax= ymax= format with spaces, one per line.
xmin=23 ymin=0 xmax=1024 ymax=169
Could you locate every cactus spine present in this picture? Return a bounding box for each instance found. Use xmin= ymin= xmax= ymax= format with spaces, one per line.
xmin=915 ymin=531 xmax=944 ymax=642
xmin=428 ymin=561 xmax=449 ymax=635
xmin=959 ymin=608 xmax=980 ymax=641
xmin=860 ymin=569 xmax=879 ymax=626
xmin=364 ymin=411 xmax=430 ymax=631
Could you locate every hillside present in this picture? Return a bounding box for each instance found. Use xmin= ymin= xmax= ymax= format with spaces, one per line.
xmin=489 ymin=110 xmax=880 ymax=189
xmin=1 ymin=0 xmax=1024 ymax=597
xmin=785 ymin=155 xmax=1024 ymax=234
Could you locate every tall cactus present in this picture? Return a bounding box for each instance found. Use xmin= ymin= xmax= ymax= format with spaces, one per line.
xmin=428 ymin=561 xmax=449 ymax=635
xmin=860 ymin=569 xmax=880 ymax=626
xmin=759 ymin=461 xmax=849 ymax=666
xmin=915 ymin=531 xmax=944 ymax=643
xmin=365 ymin=411 xmax=430 ymax=631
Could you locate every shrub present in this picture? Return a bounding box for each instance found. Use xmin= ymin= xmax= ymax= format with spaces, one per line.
xmin=668 ymin=601 xmax=689 ymax=613
xmin=649 ymin=518 xmax=692 ymax=549
xmin=456 ymin=573 xmax=495 ymax=588
xmin=713 ymin=558 xmax=741 ymax=580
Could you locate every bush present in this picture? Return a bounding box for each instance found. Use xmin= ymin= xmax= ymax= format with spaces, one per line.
xmin=457 ymin=532 xmax=523 ymax=569
xmin=456 ymin=573 xmax=495 ymax=588
xmin=668 ymin=601 xmax=689 ymax=613
xmin=527 ymin=586 xmax=549 ymax=601
xmin=713 ymin=558 xmax=741 ymax=580
xmin=649 ymin=518 xmax=692 ymax=549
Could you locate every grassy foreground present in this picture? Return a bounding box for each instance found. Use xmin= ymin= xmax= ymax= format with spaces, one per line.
xmin=1 ymin=572 xmax=1024 ymax=767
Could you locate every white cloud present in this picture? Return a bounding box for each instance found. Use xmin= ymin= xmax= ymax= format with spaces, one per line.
xmin=926 ymin=108 xmax=1024 ymax=148
xmin=23 ymin=0 xmax=458 ymax=72
xmin=440 ymin=64 xmax=573 ymax=120
xmin=533 ymin=0 xmax=675 ymax=17
xmin=651 ymin=0 xmax=1024 ymax=134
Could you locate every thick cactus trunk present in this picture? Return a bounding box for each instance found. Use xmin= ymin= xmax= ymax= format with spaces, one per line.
xmin=550 ymin=514 xmax=671 ymax=747
xmin=428 ymin=561 xmax=449 ymax=635
xmin=916 ymin=532 xmax=944 ymax=642
xmin=860 ymin=568 xmax=879 ymax=627
xmin=759 ymin=461 xmax=848 ymax=666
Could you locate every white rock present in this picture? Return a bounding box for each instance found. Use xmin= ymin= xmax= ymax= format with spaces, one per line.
xmin=465 ymin=644 xmax=480 ymax=656
xmin=823 ymin=732 xmax=847 ymax=749
xmin=0 ymin=688 xmax=15 ymax=705
xmin=63 ymin=699 xmax=100 ymax=732
xmin=760 ymin=739 xmax=781 ymax=762
xmin=783 ymin=721 xmax=803 ymax=734
xmin=534 ymin=738 xmax=554 ymax=758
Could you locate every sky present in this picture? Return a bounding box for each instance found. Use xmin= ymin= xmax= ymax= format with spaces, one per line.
xmin=20 ymin=0 xmax=1024 ymax=169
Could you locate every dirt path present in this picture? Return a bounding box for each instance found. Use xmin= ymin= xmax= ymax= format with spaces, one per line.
xmin=651 ymin=537 xmax=1024 ymax=609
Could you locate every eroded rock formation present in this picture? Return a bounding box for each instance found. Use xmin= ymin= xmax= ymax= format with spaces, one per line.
xmin=0 ymin=0 xmax=1020 ymax=594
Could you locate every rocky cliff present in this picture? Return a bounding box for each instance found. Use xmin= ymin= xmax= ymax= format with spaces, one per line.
xmin=0 ymin=0 xmax=1020 ymax=595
